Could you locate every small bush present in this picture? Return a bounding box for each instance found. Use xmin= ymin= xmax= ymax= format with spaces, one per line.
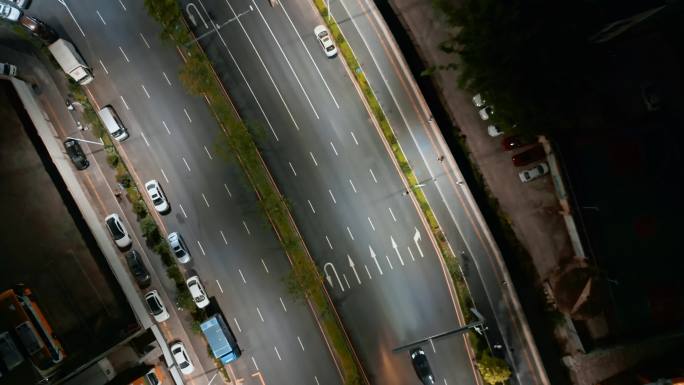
xmin=176 ymin=287 xmax=195 ymax=311
xmin=140 ymin=216 xmax=161 ymax=245
xmin=166 ymin=265 xmax=184 ymax=285
xmin=133 ymin=200 xmax=148 ymax=219
xmin=106 ymin=152 xmax=119 ymax=167
xmin=116 ymin=172 xmax=131 ymax=188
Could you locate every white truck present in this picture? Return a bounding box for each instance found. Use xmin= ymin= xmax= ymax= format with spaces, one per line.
xmin=48 ymin=39 xmax=93 ymax=85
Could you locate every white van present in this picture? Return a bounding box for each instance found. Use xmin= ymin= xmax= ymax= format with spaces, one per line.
xmin=98 ymin=106 xmax=128 ymax=141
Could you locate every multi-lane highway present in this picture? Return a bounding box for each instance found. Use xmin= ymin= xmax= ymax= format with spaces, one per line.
xmin=179 ymin=0 xmax=481 ymax=384
xmin=28 ymin=1 xmax=345 ymax=384
xmin=24 ymin=0 xmax=549 ymax=384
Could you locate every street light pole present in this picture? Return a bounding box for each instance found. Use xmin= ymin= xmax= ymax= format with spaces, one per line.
xmin=393 ymin=308 xmax=485 ymax=352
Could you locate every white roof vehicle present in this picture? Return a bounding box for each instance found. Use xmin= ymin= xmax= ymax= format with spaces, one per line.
xmin=144 ymin=180 xmax=169 ymax=213
xmin=170 ymin=342 xmax=195 ymax=375
xmin=105 ymin=213 xmax=132 ymax=248
xmin=144 ymin=290 xmax=170 ymax=322
xmin=519 ymin=162 xmax=550 ymax=183
xmin=3 ymin=0 xmax=31 ymax=10
xmin=186 ymin=276 xmax=210 ymax=309
xmin=0 ymin=4 xmax=22 ymax=22
xmin=168 ymin=232 xmax=190 ymax=264
xmin=314 ymin=25 xmax=337 ymax=57
xmin=487 ymin=125 xmax=503 ymax=137
xmin=472 ymin=93 xmax=486 ymax=108
xmin=478 ymin=106 xmax=493 ymax=120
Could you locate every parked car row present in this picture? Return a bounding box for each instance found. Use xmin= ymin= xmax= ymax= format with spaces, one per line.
xmin=472 ymin=93 xmax=549 ymax=182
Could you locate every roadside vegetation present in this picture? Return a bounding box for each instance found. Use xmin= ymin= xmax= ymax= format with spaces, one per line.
xmin=310 ymin=0 xmax=511 ymax=382
xmin=142 ymin=1 xmax=364 ymax=384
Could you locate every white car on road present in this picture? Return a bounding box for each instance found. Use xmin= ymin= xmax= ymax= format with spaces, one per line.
xmin=314 ymin=25 xmax=337 ymax=57
xmin=144 ymin=180 xmax=169 ymax=213
xmin=186 ymin=275 xmax=210 ymax=309
xmin=170 ymin=342 xmax=194 ymax=375
xmin=105 ymin=213 xmax=132 ymax=248
xmin=168 ymin=232 xmax=190 ymax=264
xmin=0 ymin=4 xmax=22 ymax=22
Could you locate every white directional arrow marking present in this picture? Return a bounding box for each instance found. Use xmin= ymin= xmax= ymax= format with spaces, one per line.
xmin=390 ymin=236 xmax=405 ymax=266
xmin=369 ymin=245 xmax=383 ymax=275
xmin=413 ymin=227 xmax=425 ymax=258
xmin=323 ymin=262 xmax=344 ymax=292
xmin=348 ymin=254 xmax=361 ymax=285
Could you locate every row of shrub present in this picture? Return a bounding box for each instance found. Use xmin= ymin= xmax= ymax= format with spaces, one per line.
xmin=309 ymin=2 xmax=511 ymax=383
xmin=141 ymin=1 xmax=365 ymax=383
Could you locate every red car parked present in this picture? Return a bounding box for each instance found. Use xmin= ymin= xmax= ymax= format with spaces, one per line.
xmin=512 ymin=144 xmax=546 ymax=167
xmin=501 ymin=135 xmax=526 ymax=151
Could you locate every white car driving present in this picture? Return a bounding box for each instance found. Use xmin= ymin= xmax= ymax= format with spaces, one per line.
xmin=186 ymin=276 xmax=210 ymax=309
xmin=144 ymin=180 xmax=169 ymax=213
xmin=314 ymin=25 xmax=337 ymax=57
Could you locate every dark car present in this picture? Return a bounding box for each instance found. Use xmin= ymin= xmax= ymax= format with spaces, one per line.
xmin=63 ymin=139 xmax=89 ymax=170
xmin=19 ymin=15 xmax=58 ymax=43
xmin=501 ymin=135 xmax=526 ymax=151
xmin=126 ymin=250 xmax=151 ymax=288
xmin=511 ymin=144 xmax=546 ymax=167
xmin=410 ymin=348 xmax=435 ymax=385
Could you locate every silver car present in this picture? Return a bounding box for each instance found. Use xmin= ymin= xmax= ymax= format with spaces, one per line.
xmin=519 ymin=162 xmax=550 ymax=183
xmin=167 ymin=232 xmax=190 ymax=263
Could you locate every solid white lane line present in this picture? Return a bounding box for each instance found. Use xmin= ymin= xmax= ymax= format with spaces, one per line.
xmin=139 ymin=32 xmax=151 ymax=48
xmin=183 ymin=108 xmax=192 ymax=123
xmin=388 ymin=207 xmax=397 ymax=222
xmin=309 ymin=152 xmax=318 ymax=166
xmin=385 ymin=254 xmax=394 ymax=270
xmin=56 ymin=1 xmax=85 ymax=37
xmin=349 ymin=179 xmax=357 ymax=193
xmin=343 ymin=274 xmax=350 ymax=288
xmin=307 ymin=199 xmax=316 ymax=213
xmin=224 ymin=183 xmax=232 ymax=198
xmin=96 ymin=10 xmax=106 ymax=25
xmin=118 ymin=46 xmax=129 ymax=62
xmin=279 ymin=3 xmax=339 ymax=108
xmin=328 ymin=189 xmax=337 ymax=204
xmin=430 ymin=338 xmax=436 ymax=353
xmin=251 ymin=356 xmax=258 ymax=371
xmin=239 ymin=269 xmax=246 ymax=284
xmin=279 ymin=297 xmax=287 ymax=312
xmin=179 ymin=204 xmax=188 ymax=218
xmin=315 ymin=376 xmax=320 ymax=385
xmin=216 ymin=280 xmax=223 ymax=293
xmin=141 ymin=84 xmax=150 ymax=98
xmin=203 ymin=145 xmax=213 ymax=160
xmin=98 ymin=59 xmax=109 ymax=74
xmin=118 ymin=0 xmax=126 ymax=11
xmin=325 ymin=235 xmax=333 ymax=250
xmin=220 ymin=230 xmax=228 ymax=245
xmin=261 ymin=259 xmax=269 ymax=274
xmin=197 ymin=240 xmax=206 ymax=255
xmin=234 ymin=318 xmax=242 ymax=332
xmin=369 ymin=168 xmax=378 ymax=183
xmin=162 ymin=71 xmax=172 ymax=86
xmin=350 ymin=131 xmax=359 ymax=145
xmin=161 ymin=168 xmax=169 ymax=183
xmin=141 ymin=131 xmax=150 ymax=147
xmin=182 ymin=157 xmax=191 ymax=172
xmin=364 ymin=264 xmax=372 ymax=279
xmin=162 ymin=120 xmax=170 ymax=135
xmin=242 ymin=220 xmax=251 ymax=235
xmin=288 ymin=162 xmax=297 ymax=176
xmin=330 ymin=141 xmax=338 ymax=156
xmin=346 ymin=226 xmax=354 ymax=240
xmin=274 ymin=345 xmax=282 ymax=360
xmin=224 ymin=0 xmax=301 ymax=131
xmin=120 ymin=95 xmax=130 ymax=110
xmin=408 ymin=246 xmax=415 ymax=261
xmin=202 ymin=193 xmax=210 ymax=207
xmin=297 ymin=336 xmax=304 ymax=351
xmin=251 ymin=0 xmax=320 ymax=119
xmin=368 ymin=216 xmax=376 ymax=231
xmin=256 ymin=307 xmax=264 ymax=322
xmin=444 ymin=379 xmax=448 ymax=385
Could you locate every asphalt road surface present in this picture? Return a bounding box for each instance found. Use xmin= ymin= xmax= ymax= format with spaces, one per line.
xmin=26 ymin=1 xmax=345 ymax=384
